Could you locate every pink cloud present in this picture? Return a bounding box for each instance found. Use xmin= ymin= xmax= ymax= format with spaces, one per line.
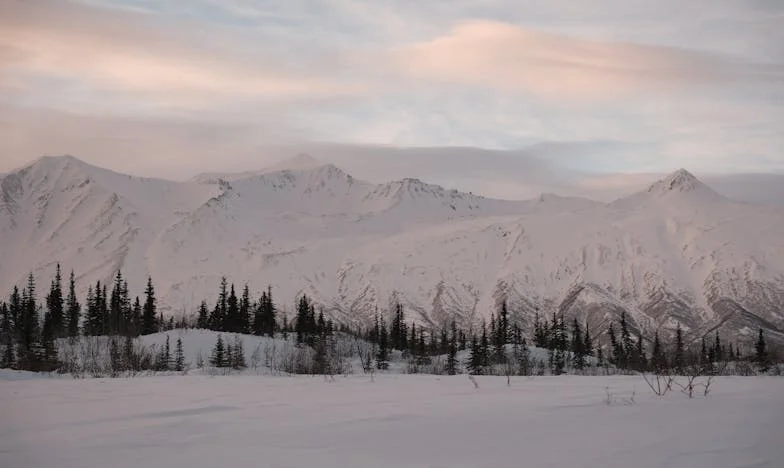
xmin=393 ymin=20 xmax=783 ymax=99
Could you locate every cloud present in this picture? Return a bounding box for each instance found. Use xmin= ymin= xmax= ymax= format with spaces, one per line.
xmin=0 ymin=0 xmax=363 ymax=110
xmin=393 ymin=20 xmax=784 ymax=99
xmin=0 ymin=0 xmax=782 ymax=193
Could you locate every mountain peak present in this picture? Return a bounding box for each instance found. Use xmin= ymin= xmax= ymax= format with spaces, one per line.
xmin=647 ymin=168 xmax=717 ymax=196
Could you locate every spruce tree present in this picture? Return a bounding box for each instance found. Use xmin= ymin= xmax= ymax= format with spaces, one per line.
xmin=650 ymin=331 xmax=666 ymax=372
xmin=159 ymin=335 xmax=171 ymax=371
xmin=252 ymin=293 xmax=264 ymax=336
xmin=197 ymin=300 xmax=209 ymax=329
xmin=262 ymin=286 xmax=276 ymax=336
xmin=467 ymin=335 xmax=483 ymax=375
xmin=239 ymin=284 xmax=251 ymax=334
xmin=141 ymin=277 xmax=157 ymax=335
xmin=109 ymin=270 xmax=124 ymax=335
xmin=584 ymin=326 xmax=593 ymax=358
xmin=9 ymin=286 xmax=21 ymax=339
xmin=120 ymin=280 xmax=131 ymax=334
xmin=376 ymin=315 xmax=389 ymax=370
xmin=65 ymin=270 xmax=81 ymax=337
xmin=409 ymin=322 xmax=417 ymax=354
xmin=549 ymin=314 xmax=566 ymax=375
xmin=415 ymin=329 xmax=429 ymax=366
xmin=495 ymin=301 xmax=509 ymax=363
xmin=175 ymin=337 xmax=185 ymax=371
xmin=620 ymin=313 xmax=634 ymax=370
xmin=83 ymin=285 xmax=98 ymax=336
xmin=533 ymin=313 xmax=548 ymax=348
xmin=225 ymin=284 xmax=239 ymax=333
xmin=18 ymin=274 xmax=41 ymax=365
xmin=636 ymin=332 xmax=647 ymax=371
xmin=210 ymin=334 xmax=225 ymax=367
xmin=700 ymin=337 xmax=709 ymax=364
xmin=755 ymin=328 xmax=768 ymax=372
xmin=46 ymin=264 xmax=64 ymax=338
xmin=1 ymin=301 xmax=14 ymax=368
xmin=231 ymin=335 xmax=246 ymax=369
xmin=445 ymin=321 xmax=458 ymax=375
xmin=210 ymin=277 xmax=229 ymax=331
xmin=130 ymin=297 xmax=142 ymax=336
xmin=295 ymin=295 xmax=311 ymax=344
xmin=390 ymin=303 xmax=403 ymax=351
xmin=317 ymin=310 xmax=326 ymax=336
xmin=673 ymin=325 xmax=684 ymax=372
xmin=608 ymin=323 xmax=623 ymax=368
xmin=571 ymin=318 xmax=585 ymax=370
xmin=480 ymin=321 xmax=490 ymax=370
xmin=714 ymin=332 xmax=723 ymax=362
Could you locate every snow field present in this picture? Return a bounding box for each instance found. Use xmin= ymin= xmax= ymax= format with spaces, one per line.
xmin=1 ymin=372 xmax=782 ymax=468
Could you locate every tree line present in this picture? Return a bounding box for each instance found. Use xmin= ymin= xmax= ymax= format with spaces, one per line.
xmin=0 ymin=266 xmax=776 ymax=375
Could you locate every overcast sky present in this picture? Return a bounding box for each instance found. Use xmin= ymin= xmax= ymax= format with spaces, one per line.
xmin=1 ymin=0 xmax=783 ymax=200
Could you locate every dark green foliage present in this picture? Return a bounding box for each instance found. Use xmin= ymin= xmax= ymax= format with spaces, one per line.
xmin=512 ymin=325 xmax=531 ymax=376
xmin=225 ymin=284 xmax=239 ymax=333
xmin=376 ymin=315 xmax=389 ymax=370
xmin=156 ymin=335 xmax=171 ymax=371
xmin=295 ymin=294 xmax=318 ymax=345
xmin=197 ymin=300 xmax=209 ymax=329
xmin=445 ymin=321 xmax=458 ymax=375
xmin=480 ymin=320 xmax=490 ymax=369
xmin=210 ymin=334 xmax=225 ymax=367
xmin=571 ymin=318 xmax=586 ymax=370
xmin=415 ymin=328 xmax=429 ymax=366
xmin=672 ymin=325 xmax=684 ymax=372
xmin=390 ymin=303 xmax=408 ymax=352
xmin=494 ymin=301 xmax=509 ymax=364
xmin=238 ymin=284 xmax=251 ymax=334
xmin=755 ymin=328 xmax=769 ymax=372
xmin=83 ymin=281 xmax=108 ymax=336
xmin=548 ymin=313 xmax=566 ymax=375
xmin=141 ymin=276 xmax=158 ymax=335
xmin=175 ymin=337 xmax=185 ymax=371
xmin=210 ymin=277 xmax=229 ymax=331
xmin=533 ymin=313 xmax=548 ymax=348
xmin=700 ymin=337 xmax=709 ymax=364
xmin=228 ymin=335 xmax=246 ymax=369
xmin=1 ymin=301 xmax=15 ymax=368
xmin=636 ymin=332 xmax=647 ymax=371
xmin=584 ymin=326 xmax=593 ymax=357
xmin=650 ymin=331 xmax=667 ymax=372
xmin=45 ymin=264 xmax=65 ymax=339
xmin=467 ymin=335 xmax=483 ymax=375
xmin=65 ymin=270 xmax=81 ymax=337
xmin=253 ymin=287 xmax=276 ymax=337
xmin=713 ymin=332 xmax=723 ymax=362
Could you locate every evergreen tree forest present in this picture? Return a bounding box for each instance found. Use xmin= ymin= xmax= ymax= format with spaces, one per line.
xmin=0 ymin=266 xmax=779 ymax=376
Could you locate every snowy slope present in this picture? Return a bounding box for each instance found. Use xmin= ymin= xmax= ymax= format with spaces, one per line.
xmin=1 ymin=155 xmax=783 ymax=346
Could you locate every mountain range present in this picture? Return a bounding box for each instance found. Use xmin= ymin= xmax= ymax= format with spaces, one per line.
xmin=1 ymin=155 xmax=783 ymax=348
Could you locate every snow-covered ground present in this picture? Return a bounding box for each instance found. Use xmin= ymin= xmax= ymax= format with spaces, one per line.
xmin=1 ymin=373 xmax=782 ymax=468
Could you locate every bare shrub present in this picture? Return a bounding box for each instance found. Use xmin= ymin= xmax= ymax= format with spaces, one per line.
xmin=642 ymin=372 xmax=674 ymax=396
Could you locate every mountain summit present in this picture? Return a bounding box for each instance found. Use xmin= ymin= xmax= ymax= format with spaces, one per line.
xmin=647 ymin=168 xmax=723 ymax=200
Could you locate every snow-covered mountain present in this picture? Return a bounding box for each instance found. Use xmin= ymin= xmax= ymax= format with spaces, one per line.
xmin=2 ymin=155 xmax=783 ymax=347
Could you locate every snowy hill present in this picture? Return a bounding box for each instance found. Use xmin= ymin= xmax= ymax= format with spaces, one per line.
xmin=1 ymin=155 xmax=783 ymax=346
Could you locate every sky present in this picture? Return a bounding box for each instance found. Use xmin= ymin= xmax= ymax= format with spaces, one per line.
xmin=1 ymin=0 xmax=783 ymax=200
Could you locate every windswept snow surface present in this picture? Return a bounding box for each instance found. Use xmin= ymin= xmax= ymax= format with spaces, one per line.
xmin=1 ymin=374 xmax=783 ymax=468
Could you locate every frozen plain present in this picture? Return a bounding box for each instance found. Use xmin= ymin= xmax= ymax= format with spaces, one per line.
xmin=2 ymin=372 xmax=783 ymax=468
